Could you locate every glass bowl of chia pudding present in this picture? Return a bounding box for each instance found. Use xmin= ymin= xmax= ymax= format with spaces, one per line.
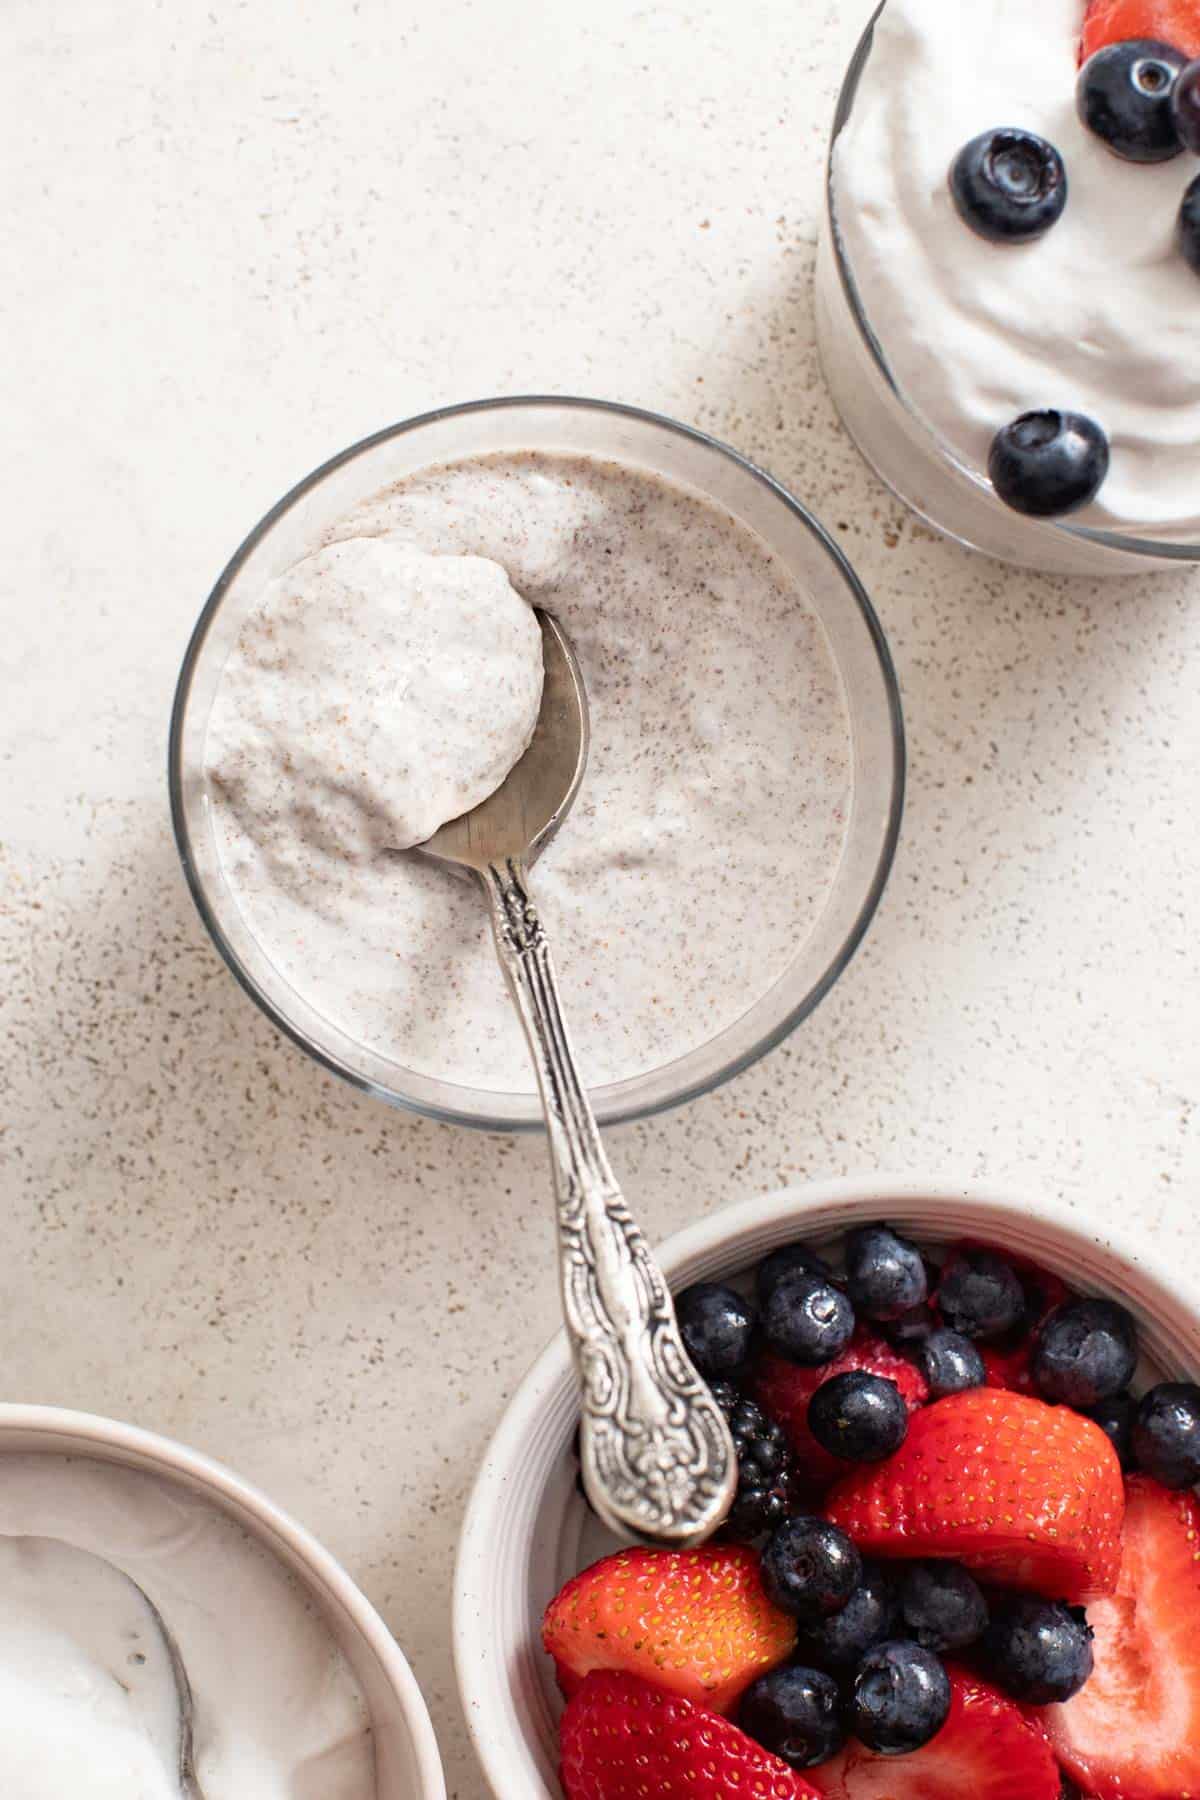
xmin=817 ymin=2 xmax=1200 ymax=578
xmin=170 ymin=397 xmax=904 ymax=1131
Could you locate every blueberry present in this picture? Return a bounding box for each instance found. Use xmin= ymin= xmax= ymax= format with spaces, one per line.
xmin=849 ymin=1641 xmax=952 ymax=1756
xmin=845 ymin=1226 xmax=929 ymax=1322
xmin=1174 ymin=58 xmax=1200 ymax=151
xmin=674 ymin=1282 xmax=757 ymax=1381
xmin=1132 ymin=1382 xmax=1200 ymax=1489
xmin=763 ymin=1271 xmax=856 ymax=1367
xmin=761 ymin=1516 xmax=863 ymax=1620
xmin=950 ymin=128 xmax=1068 ymax=243
xmin=808 ymin=1371 xmax=908 ymax=1464
xmin=937 ymin=1251 xmax=1025 ymax=1342
xmin=1078 ymin=39 xmax=1187 ymax=162
xmin=896 ymin=1561 xmax=988 ymax=1654
xmin=919 ymin=1328 xmax=986 ymax=1398
xmin=879 ymin=1304 xmax=938 ymax=1349
xmin=791 ymin=1563 xmax=898 ymax=1675
xmin=756 ymin=1242 xmax=835 ymax=1310
xmin=981 ymin=1598 xmax=1094 ymax=1705
xmin=1181 ymin=175 xmax=1200 ymax=277
xmin=988 ymin=411 xmax=1110 ymax=519
xmin=1031 ymin=1298 xmax=1138 ymax=1409
xmin=1084 ymin=1392 xmax=1136 ymax=1471
xmin=740 ymin=1664 xmax=844 ymax=1769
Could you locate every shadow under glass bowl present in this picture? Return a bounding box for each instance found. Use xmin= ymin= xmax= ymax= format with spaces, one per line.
xmin=169 ymin=397 xmax=904 ymax=1132
xmin=817 ymin=4 xmax=1200 ymax=578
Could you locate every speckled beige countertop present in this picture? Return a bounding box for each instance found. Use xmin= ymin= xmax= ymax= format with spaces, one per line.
xmin=4 ymin=1 xmax=1200 ymax=1793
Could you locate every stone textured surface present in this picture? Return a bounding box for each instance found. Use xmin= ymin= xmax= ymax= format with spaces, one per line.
xmin=4 ymin=0 xmax=1199 ymax=1794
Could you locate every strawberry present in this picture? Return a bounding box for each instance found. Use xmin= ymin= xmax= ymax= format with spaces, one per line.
xmin=806 ymin=1667 xmax=1060 ymax=1800
xmin=560 ymin=1670 xmax=825 ymax=1800
xmin=1081 ymin=0 xmax=1200 ymax=61
xmin=824 ymin=1389 xmax=1124 ymax=1602
xmin=754 ymin=1328 xmax=929 ymax=1490
xmin=542 ymin=1544 xmax=796 ymax=1715
xmin=1043 ymin=1474 xmax=1200 ymax=1799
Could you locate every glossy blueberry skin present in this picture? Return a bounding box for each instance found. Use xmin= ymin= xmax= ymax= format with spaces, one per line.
xmin=1078 ymin=39 xmax=1187 ymax=163
xmin=919 ymin=1328 xmax=986 ymax=1398
xmin=989 ymin=411 xmax=1110 ymax=519
xmin=808 ymin=1372 xmax=909 ymax=1464
xmin=849 ymin=1641 xmax=952 ymax=1757
xmin=937 ymin=1251 xmax=1025 ymax=1342
xmin=763 ymin=1271 xmax=856 ymax=1367
xmin=756 ymin=1241 xmax=835 ymax=1310
xmin=675 ymin=1282 xmax=757 ymax=1381
xmin=896 ymin=1561 xmax=989 ymax=1655
xmin=950 ymin=128 xmax=1068 ymax=242
xmin=1084 ymin=1392 xmax=1136 ymax=1471
xmin=1132 ymin=1382 xmax=1200 ymax=1489
xmin=1174 ymin=59 xmax=1200 ymax=152
xmin=845 ymin=1226 xmax=929 ymax=1322
xmin=740 ymin=1664 xmax=845 ymax=1769
xmin=1031 ymin=1298 xmax=1138 ymax=1409
xmin=981 ymin=1598 xmax=1094 ymax=1705
xmin=791 ymin=1563 xmax=898 ymax=1675
xmin=761 ymin=1516 xmax=863 ymax=1620
xmin=1182 ymin=175 xmax=1200 ymax=278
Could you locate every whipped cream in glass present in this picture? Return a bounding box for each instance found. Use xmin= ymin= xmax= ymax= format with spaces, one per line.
xmin=0 ymin=1457 xmax=375 ymax=1800
xmin=819 ymin=0 xmax=1200 ymax=572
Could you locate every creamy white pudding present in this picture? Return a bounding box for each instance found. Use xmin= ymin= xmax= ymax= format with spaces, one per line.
xmin=0 ymin=1457 xmax=375 ymax=1799
xmin=204 ymin=450 xmax=854 ymax=1096
xmin=820 ymin=0 xmax=1200 ymax=571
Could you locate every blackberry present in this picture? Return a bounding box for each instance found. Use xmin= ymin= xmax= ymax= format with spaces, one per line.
xmin=711 ymin=1382 xmax=795 ymax=1541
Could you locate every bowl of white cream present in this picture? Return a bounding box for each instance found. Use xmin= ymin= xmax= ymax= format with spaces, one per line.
xmin=171 ymin=397 xmax=904 ymax=1130
xmin=0 ymin=1404 xmax=444 ymax=1799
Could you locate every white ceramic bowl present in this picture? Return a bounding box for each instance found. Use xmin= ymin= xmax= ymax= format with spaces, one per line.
xmin=0 ymin=1405 xmax=445 ymax=1800
xmin=454 ymin=1175 xmax=1200 ymax=1800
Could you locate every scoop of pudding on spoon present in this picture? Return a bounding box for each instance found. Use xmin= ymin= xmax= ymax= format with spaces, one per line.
xmin=416 ymin=610 xmax=736 ymax=1546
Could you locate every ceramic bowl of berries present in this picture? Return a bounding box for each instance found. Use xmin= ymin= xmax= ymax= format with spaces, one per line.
xmin=816 ymin=0 xmax=1200 ymax=575
xmin=454 ymin=1177 xmax=1200 ymax=1799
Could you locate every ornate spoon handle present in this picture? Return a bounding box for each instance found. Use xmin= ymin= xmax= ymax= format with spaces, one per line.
xmin=482 ymin=857 xmax=736 ymax=1546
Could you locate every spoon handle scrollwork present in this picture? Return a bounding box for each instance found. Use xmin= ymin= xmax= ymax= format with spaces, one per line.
xmin=482 ymin=857 xmax=736 ymax=1546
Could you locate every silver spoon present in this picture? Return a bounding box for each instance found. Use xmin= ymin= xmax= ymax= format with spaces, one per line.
xmin=418 ymin=611 xmax=736 ymax=1545
xmin=5 ymin=1537 xmax=203 ymax=1796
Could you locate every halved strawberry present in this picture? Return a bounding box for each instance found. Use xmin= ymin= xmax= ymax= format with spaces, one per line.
xmin=542 ymin=1544 xmax=796 ymax=1715
xmin=560 ymin=1670 xmax=824 ymax=1800
xmin=1043 ymin=1475 xmax=1200 ymax=1798
xmin=1081 ymin=0 xmax=1200 ymax=61
xmin=824 ymin=1389 xmax=1124 ymax=1601
xmin=754 ymin=1328 xmax=929 ymax=1490
xmin=806 ymin=1668 xmax=1060 ymax=1800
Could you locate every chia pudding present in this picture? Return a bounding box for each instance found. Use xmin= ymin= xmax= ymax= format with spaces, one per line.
xmin=204 ymin=450 xmax=854 ymax=1096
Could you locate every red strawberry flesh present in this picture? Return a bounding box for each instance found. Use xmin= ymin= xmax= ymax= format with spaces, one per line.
xmin=1043 ymin=1473 xmax=1200 ymax=1799
xmin=823 ymin=1388 xmax=1124 ymax=1601
xmin=1081 ymin=0 xmax=1200 ymax=60
xmin=560 ymin=1669 xmax=825 ymax=1800
xmin=806 ymin=1667 xmax=1060 ymax=1800
xmin=542 ymin=1543 xmax=796 ymax=1715
xmin=754 ymin=1328 xmax=929 ymax=1490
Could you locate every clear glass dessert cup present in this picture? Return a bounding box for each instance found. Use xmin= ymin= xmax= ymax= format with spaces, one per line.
xmin=170 ymin=397 xmax=904 ymax=1132
xmin=816 ymin=5 xmax=1200 ymax=579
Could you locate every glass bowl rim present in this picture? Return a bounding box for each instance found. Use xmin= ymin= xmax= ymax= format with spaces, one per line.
xmin=826 ymin=3 xmax=1200 ymax=565
xmin=168 ymin=394 xmax=906 ymax=1132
